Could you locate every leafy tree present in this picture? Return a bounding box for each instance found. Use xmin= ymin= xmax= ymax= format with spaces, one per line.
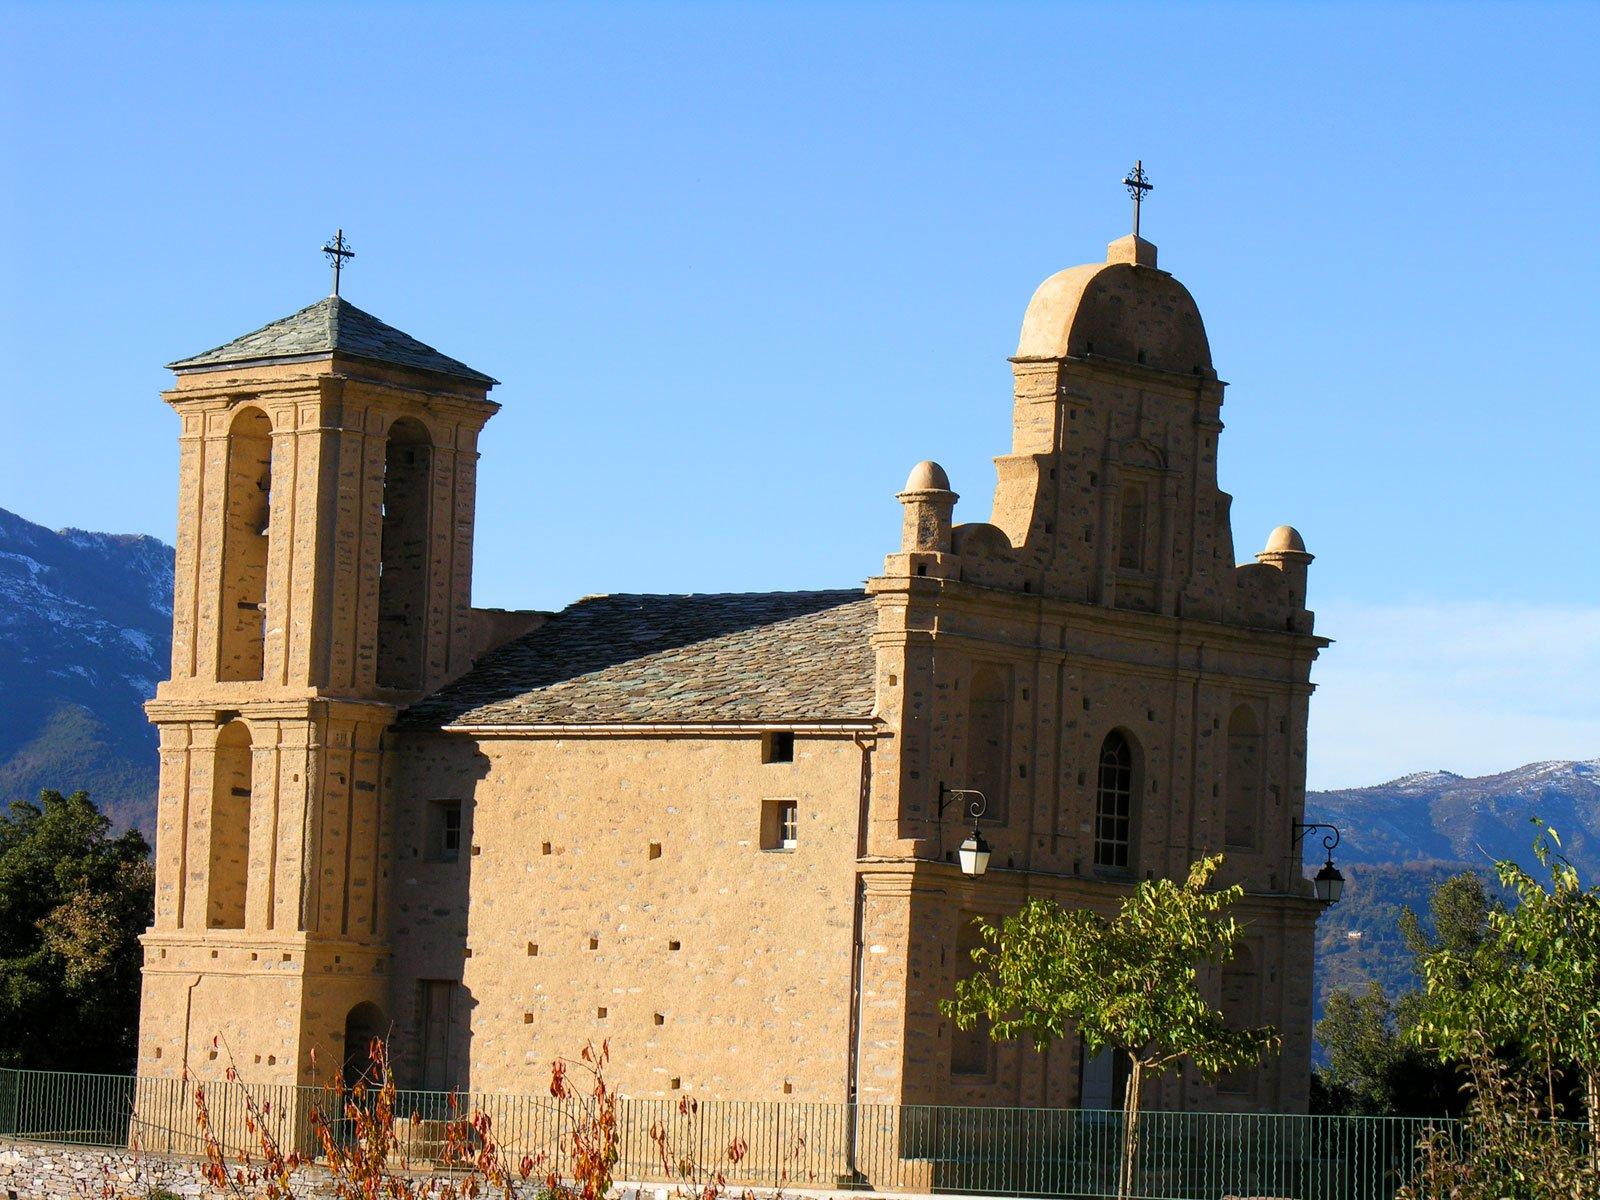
xmin=940 ymin=855 xmax=1278 ymax=1199
xmin=1410 ymin=823 xmax=1600 ymax=1167
xmin=1398 ymin=869 xmax=1495 ymax=966
xmin=1315 ymin=872 xmax=1489 ymax=1116
xmin=0 ymin=789 xmax=153 ymax=1071
xmin=1398 ymin=1045 xmax=1599 ymax=1200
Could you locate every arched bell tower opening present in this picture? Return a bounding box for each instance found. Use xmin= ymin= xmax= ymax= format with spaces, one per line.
xmin=218 ymin=406 xmax=272 ymax=682
xmin=206 ymin=719 xmax=253 ymax=930
xmin=378 ymin=417 xmax=434 ymax=691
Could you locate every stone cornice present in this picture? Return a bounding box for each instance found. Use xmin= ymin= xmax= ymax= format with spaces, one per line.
xmin=866 ymin=580 xmax=1329 ymax=660
xmin=163 ymin=365 xmax=497 ymax=417
xmin=856 ymin=857 xmax=1328 ymax=917
xmin=145 ymin=694 xmax=400 ymax=725
xmin=432 ymin=719 xmax=882 ymax=739
xmin=1008 ymin=351 xmax=1228 ymax=394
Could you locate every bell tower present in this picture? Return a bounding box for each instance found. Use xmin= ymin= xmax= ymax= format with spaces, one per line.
xmin=137 ymin=287 xmax=498 ymax=1085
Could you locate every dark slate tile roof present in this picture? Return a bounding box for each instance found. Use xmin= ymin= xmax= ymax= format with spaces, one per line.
xmin=168 ymin=296 xmax=497 ymax=385
xmin=404 ymin=589 xmax=877 ymax=729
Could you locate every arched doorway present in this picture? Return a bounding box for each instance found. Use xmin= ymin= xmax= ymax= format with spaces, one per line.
xmin=342 ymin=1001 xmax=388 ymax=1087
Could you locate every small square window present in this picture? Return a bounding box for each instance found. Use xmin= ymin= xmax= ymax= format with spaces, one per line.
xmin=762 ymin=731 xmax=795 ymax=764
xmin=428 ymin=801 xmax=462 ymax=862
xmin=761 ymin=799 xmax=799 ymax=851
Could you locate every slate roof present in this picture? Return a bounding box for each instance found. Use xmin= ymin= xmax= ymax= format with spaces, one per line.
xmin=404 ymin=589 xmax=877 ymax=729
xmin=168 ymin=295 xmax=497 ymax=386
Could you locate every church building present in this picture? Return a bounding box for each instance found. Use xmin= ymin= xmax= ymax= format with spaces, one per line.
xmin=137 ymin=221 xmax=1331 ymax=1117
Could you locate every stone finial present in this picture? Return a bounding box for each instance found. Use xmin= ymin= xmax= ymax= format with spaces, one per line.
xmin=903 ymin=460 xmax=951 ymax=492
xmin=1257 ymin=524 xmax=1311 ymax=565
xmin=1107 ymin=234 xmax=1158 ymax=268
xmin=897 ymin=460 xmax=957 ymax=555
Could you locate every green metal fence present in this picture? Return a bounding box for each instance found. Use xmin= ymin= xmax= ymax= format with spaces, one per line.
xmin=0 ymin=1066 xmax=1479 ymax=1199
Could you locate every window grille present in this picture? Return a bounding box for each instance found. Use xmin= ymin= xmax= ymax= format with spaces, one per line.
xmin=1095 ymin=732 xmax=1133 ymax=869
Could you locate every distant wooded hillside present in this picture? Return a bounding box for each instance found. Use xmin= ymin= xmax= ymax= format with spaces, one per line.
xmin=0 ymin=507 xmax=172 ymax=831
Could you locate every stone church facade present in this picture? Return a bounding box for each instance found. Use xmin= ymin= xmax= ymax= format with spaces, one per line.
xmin=137 ymin=227 xmax=1330 ymax=1115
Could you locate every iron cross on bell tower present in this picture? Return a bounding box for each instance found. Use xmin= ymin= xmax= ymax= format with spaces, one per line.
xmin=1122 ymin=161 xmax=1153 ymax=240
xmin=322 ymin=229 xmax=355 ymax=297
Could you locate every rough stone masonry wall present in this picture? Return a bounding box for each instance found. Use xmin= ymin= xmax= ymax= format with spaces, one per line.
xmin=384 ymin=730 xmax=868 ymax=1102
xmin=0 ymin=1140 xmax=912 ymax=1200
xmin=0 ymin=1138 xmax=462 ymax=1200
xmin=0 ymin=1138 xmax=215 ymax=1200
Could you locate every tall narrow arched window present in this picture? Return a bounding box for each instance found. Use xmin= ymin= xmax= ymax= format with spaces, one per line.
xmin=207 ymin=720 xmax=254 ymax=929
xmin=219 ymin=406 xmax=272 ymax=681
xmin=1226 ymin=705 xmax=1262 ymax=848
xmin=1094 ymin=730 xmax=1137 ymax=870
xmin=1219 ymin=945 xmax=1260 ymax=1095
xmin=378 ymin=418 xmax=434 ymax=690
xmin=1117 ymin=482 xmax=1146 ymax=571
xmin=967 ymin=666 xmax=1011 ymax=825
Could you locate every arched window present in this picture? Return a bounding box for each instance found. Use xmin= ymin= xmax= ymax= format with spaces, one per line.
xmin=207 ymin=720 xmax=253 ymax=929
xmin=1219 ymin=944 xmax=1260 ymax=1095
xmin=343 ymin=1001 xmax=388 ymax=1087
xmin=219 ymin=406 xmax=272 ymax=681
xmin=1094 ymin=731 xmax=1137 ymax=870
xmin=1117 ymin=482 xmax=1146 ymax=571
xmin=1226 ymin=705 xmax=1262 ymax=848
xmin=378 ymin=418 xmax=434 ymax=690
xmin=966 ymin=666 xmax=1010 ymax=825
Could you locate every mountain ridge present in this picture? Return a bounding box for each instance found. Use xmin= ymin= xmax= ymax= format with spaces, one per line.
xmin=1308 ymin=758 xmax=1600 ymax=876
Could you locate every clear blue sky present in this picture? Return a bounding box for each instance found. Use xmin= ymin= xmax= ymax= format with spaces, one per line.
xmin=4 ymin=2 xmax=1597 ymax=787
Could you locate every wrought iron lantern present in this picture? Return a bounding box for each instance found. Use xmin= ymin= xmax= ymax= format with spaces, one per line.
xmin=939 ymin=784 xmax=991 ymax=877
xmin=1293 ymin=822 xmax=1345 ymax=903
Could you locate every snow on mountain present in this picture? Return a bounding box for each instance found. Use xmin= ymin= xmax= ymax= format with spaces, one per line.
xmin=1308 ymin=759 xmax=1600 ymax=875
xmin=0 ymin=506 xmax=173 ymax=831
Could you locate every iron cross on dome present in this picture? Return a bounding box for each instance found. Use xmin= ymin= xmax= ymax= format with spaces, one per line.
xmin=1122 ymin=161 xmax=1153 ymax=239
xmin=322 ymin=229 xmax=355 ymax=297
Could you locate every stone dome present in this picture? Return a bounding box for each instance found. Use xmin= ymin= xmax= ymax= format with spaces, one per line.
xmin=1015 ymin=237 xmax=1213 ymax=375
xmin=1264 ymin=525 xmax=1307 ymax=554
xmin=903 ymin=460 xmax=952 ymax=492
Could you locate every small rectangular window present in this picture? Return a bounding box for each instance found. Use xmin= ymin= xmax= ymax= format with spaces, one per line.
xmin=761 ymin=799 xmax=799 ymax=851
xmin=762 ymin=731 xmax=796 ymax=763
xmin=428 ymin=801 xmax=462 ymax=862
